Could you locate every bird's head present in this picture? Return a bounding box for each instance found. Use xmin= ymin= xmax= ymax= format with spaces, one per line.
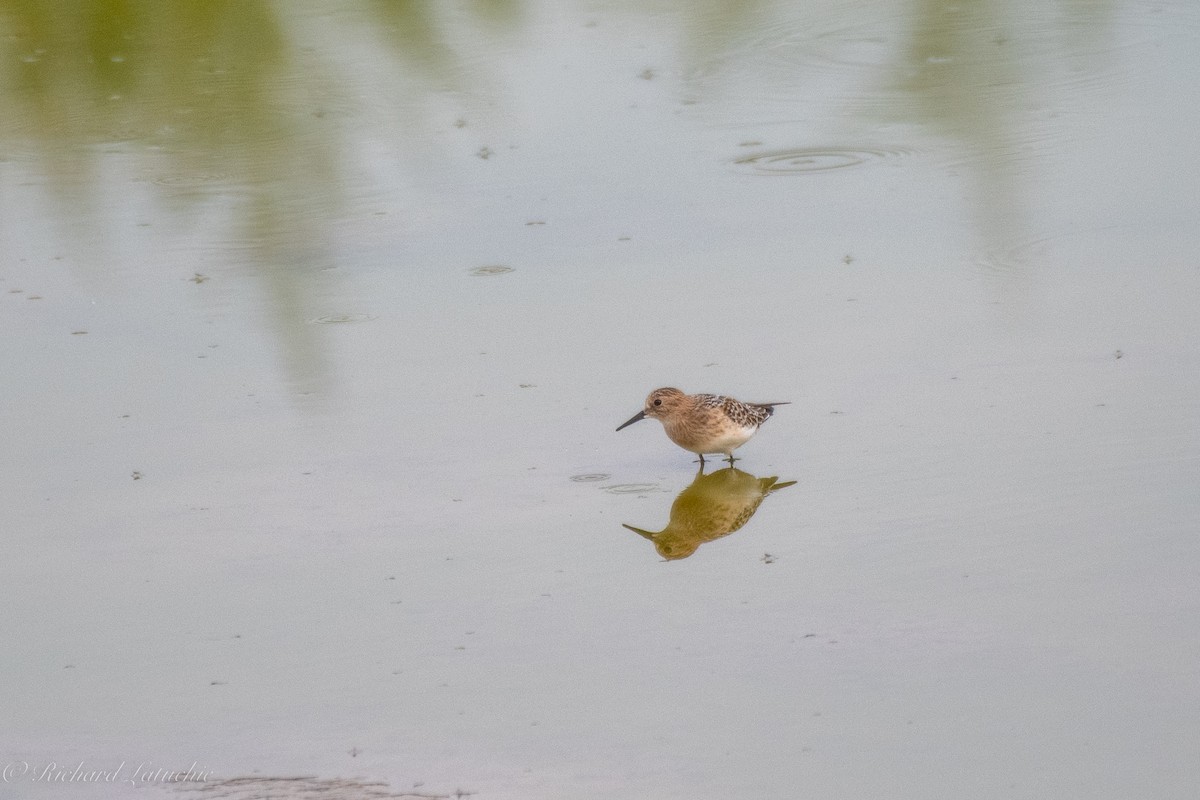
xmin=616 ymin=387 xmax=687 ymax=431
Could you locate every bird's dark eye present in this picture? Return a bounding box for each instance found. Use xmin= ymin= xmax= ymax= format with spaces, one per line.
xmin=653 ymin=398 xmax=662 ymax=406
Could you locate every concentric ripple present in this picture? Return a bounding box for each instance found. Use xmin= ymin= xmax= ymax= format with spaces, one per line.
xmin=732 ymin=147 xmax=909 ymax=175
xmin=309 ymin=313 xmax=376 ymax=324
xmin=973 ymin=236 xmax=1058 ymax=275
xmin=602 ymin=483 xmax=664 ymax=495
xmin=570 ymin=473 xmax=611 ymax=483
xmin=972 ymin=226 xmax=1121 ymax=276
xmin=469 ymin=265 xmax=515 ymax=276
xmin=153 ymin=173 xmax=230 ymax=187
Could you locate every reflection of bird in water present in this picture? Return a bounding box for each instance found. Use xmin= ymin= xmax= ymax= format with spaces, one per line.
xmin=616 ymin=388 xmax=788 ymax=464
xmin=624 ymin=467 xmax=796 ymax=560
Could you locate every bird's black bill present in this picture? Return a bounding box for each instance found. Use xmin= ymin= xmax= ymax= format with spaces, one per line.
xmin=615 ymin=410 xmax=646 ymax=431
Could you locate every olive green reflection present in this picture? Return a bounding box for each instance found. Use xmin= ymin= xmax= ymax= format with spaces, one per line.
xmin=624 ymin=467 xmax=796 ymax=561
xmin=0 ymin=0 xmax=524 ymax=400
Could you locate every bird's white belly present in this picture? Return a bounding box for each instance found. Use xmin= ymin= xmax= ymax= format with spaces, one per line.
xmin=695 ymin=426 xmax=756 ymax=455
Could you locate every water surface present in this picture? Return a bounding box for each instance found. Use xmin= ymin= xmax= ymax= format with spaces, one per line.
xmin=2 ymin=2 xmax=1199 ymax=799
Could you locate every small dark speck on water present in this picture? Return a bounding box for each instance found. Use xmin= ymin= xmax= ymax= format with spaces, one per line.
xmin=1114 ymin=349 xmax=1124 ymax=359
xmin=190 ymin=273 xmax=209 ymax=283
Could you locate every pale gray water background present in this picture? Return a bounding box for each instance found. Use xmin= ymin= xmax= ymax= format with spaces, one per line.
xmin=2 ymin=1 xmax=1199 ymax=799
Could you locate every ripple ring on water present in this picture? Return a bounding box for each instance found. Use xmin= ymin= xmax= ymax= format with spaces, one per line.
xmin=153 ymin=173 xmax=231 ymax=186
xmin=571 ymin=473 xmax=611 ymax=483
xmin=469 ymin=265 xmax=515 ymax=276
xmin=309 ymin=313 xmax=376 ymax=324
xmin=733 ymin=147 xmax=909 ymax=175
xmin=602 ymin=483 xmax=664 ymax=495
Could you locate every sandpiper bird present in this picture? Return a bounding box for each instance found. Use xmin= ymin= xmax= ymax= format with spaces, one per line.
xmin=616 ymin=387 xmax=788 ymax=464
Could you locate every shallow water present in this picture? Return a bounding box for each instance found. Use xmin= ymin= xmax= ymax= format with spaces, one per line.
xmin=3 ymin=1 xmax=1199 ymax=799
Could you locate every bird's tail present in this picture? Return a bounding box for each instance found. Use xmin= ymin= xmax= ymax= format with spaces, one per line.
xmin=753 ymin=401 xmax=790 ymax=414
